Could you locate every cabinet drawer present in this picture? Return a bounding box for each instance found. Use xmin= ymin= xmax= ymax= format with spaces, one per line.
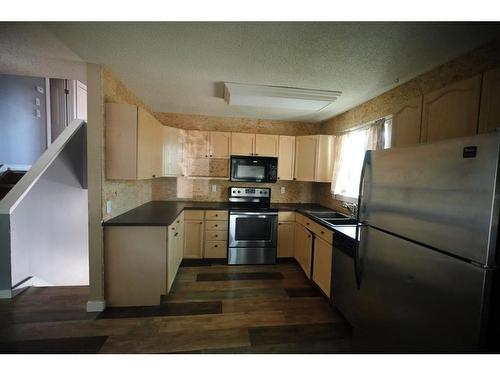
xmin=205 ymin=230 xmax=228 ymax=241
xmin=278 ymin=211 xmax=296 ymax=222
xmin=184 ymin=210 xmax=204 ymax=221
xmin=310 ymin=221 xmax=333 ymax=244
xmin=205 ymin=241 xmax=228 ymax=258
xmin=205 ymin=210 xmax=228 ymax=221
xmin=205 ymin=220 xmax=228 ymax=231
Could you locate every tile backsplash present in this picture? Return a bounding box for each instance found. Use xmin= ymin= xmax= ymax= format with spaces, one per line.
xmin=152 ymin=177 xmax=315 ymax=203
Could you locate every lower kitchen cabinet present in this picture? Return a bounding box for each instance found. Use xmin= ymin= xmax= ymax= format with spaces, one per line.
xmin=167 ymin=213 xmax=184 ymax=293
xmin=294 ymin=223 xmax=313 ymax=277
xmin=312 ymin=235 xmax=333 ymax=297
xmin=183 ymin=214 xmax=205 ymax=258
xmin=278 ymin=222 xmax=295 ymax=258
xmin=204 ymin=210 xmax=228 ymax=258
xmin=104 ymin=226 xmax=167 ymax=307
xmin=205 ymin=241 xmax=227 ymax=258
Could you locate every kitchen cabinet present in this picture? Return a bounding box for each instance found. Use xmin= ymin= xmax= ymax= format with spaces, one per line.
xmin=278 ymin=222 xmax=295 ymax=258
xmin=186 ymin=158 xmax=229 ymax=178
xmin=104 ymin=226 xmax=167 ymax=306
xmin=312 ymin=235 xmax=333 ymax=297
xmin=105 ymin=103 xmax=163 ymax=180
xmin=294 ymin=135 xmax=334 ymax=182
xmin=184 ymin=211 xmax=205 ymax=258
xmin=421 ymin=75 xmax=481 ymax=143
xmin=230 ymin=132 xmax=279 ymax=156
xmin=209 ymin=131 xmax=231 ymax=158
xmin=391 ymin=96 xmax=423 ymax=147
xmin=185 ymin=130 xmax=209 ymax=158
xmin=255 ymin=134 xmax=279 ymax=157
xmin=231 ymin=132 xmax=255 ymax=155
xmin=162 ymin=126 xmax=184 ymax=176
xmin=204 ymin=210 xmax=228 ymax=258
xmin=167 ymin=212 xmax=184 ymax=293
xmin=294 ymin=222 xmax=313 ymax=278
xmin=479 ymin=67 xmax=500 ymax=134
xmin=277 ymin=136 xmax=295 ymax=180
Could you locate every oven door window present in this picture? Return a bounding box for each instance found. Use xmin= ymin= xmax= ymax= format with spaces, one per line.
xmin=235 ymin=217 xmax=272 ymax=241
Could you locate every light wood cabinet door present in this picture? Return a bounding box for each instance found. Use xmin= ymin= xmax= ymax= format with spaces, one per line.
xmin=315 ymin=135 xmax=334 ymax=182
xmin=183 ymin=220 xmax=204 ymax=258
xmin=255 ymin=134 xmax=279 ymax=157
xmin=231 ymin=132 xmax=255 ymax=155
xmin=392 ymin=96 xmax=423 ymax=147
xmin=421 ymin=75 xmax=481 ymax=143
xmin=185 ymin=130 xmax=209 ymax=158
xmin=278 ymin=222 xmax=295 ymax=258
xmin=294 ymin=223 xmax=313 ymax=278
xmin=277 ymin=136 xmax=295 ymax=180
xmin=312 ymin=236 xmax=333 ymax=297
xmin=479 ymin=67 xmax=500 ymax=134
xmin=137 ymin=108 xmax=162 ymax=179
xmin=167 ymin=223 xmax=178 ymax=293
xmin=294 ymin=135 xmax=318 ymax=182
xmin=209 ymin=131 xmax=231 ymax=158
xmin=162 ymin=126 xmax=184 ymax=176
xmin=105 ymin=103 xmax=138 ymax=180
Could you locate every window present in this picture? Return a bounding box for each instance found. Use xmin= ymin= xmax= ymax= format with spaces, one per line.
xmin=331 ymin=117 xmax=391 ymax=200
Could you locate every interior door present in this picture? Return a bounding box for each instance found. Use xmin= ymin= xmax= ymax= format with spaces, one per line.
xmin=354 ymin=226 xmax=489 ymax=352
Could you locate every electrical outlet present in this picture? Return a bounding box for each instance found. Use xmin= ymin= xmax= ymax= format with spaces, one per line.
xmin=211 ymin=184 xmax=217 ymax=192
xmin=106 ymin=200 xmax=112 ymax=214
xmin=35 ymin=97 xmax=41 ymax=106
xmin=34 ymin=109 xmax=41 ymax=118
xmin=280 ymin=186 xmax=286 ymax=194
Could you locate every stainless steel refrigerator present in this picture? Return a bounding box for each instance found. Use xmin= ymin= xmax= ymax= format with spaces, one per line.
xmin=353 ymin=132 xmax=500 ymax=353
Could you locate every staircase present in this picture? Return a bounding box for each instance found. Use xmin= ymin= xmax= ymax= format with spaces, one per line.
xmin=0 ymin=169 xmax=27 ymax=200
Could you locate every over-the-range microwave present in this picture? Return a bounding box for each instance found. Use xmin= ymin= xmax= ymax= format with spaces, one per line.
xmin=230 ymin=156 xmax=278 ymax=183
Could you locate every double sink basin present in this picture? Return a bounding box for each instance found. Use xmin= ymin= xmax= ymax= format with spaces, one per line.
xmin=303 ymin=210 xmax=358 ymax=226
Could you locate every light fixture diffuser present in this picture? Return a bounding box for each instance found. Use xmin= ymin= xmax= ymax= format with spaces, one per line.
xmin=223 ymin=83 xmax=341 ymax=111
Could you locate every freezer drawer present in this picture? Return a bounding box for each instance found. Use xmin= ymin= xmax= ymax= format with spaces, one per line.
xmin=353 ymin=226 xmax=490 ymax=353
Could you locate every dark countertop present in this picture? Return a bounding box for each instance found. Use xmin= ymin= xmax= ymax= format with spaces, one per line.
xmin=102 ymin=200 xmax=357 ymax=239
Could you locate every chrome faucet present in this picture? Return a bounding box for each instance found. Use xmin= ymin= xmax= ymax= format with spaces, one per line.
xmin=342 ymin=202 xmax=358 ymax=219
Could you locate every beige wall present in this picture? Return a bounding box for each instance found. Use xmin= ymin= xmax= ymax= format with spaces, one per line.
xmin=317 ymin=38 xmax=500 ymax=210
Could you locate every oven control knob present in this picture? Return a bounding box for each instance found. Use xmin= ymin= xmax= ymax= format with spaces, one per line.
xmin=237 ymin=190 xmax=241 ymax=193
xmin=260 ymin=191 xmax=263 ymax=194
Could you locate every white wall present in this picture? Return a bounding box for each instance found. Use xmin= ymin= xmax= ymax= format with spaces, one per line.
xmin=10 ymin=125 xmax=89 ymax=286
xmin=0 ymin=23 xmax=86 ymax=82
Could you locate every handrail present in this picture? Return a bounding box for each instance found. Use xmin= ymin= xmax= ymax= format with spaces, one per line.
xmin=0 ymin=119 xmax=86 ymax=215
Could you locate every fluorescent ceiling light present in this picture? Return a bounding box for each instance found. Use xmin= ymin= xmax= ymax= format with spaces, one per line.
xmin=224 ymin=83 xmax=341 ymax=111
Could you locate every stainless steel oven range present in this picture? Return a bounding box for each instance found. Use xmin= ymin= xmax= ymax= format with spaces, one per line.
xmin=228 ymin=187 xmax=278 ymax=265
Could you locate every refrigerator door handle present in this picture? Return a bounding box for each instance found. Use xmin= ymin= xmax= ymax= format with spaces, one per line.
xmin=355 ymin=151 xmax=371 ymax=290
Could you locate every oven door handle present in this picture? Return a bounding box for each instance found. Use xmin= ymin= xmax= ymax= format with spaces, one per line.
xmin=230 ymin=212 xmax=278 ymax=216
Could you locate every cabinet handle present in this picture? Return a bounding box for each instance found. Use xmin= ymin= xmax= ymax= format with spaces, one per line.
xmin=174 ymin=233 xmax=178 ymax=237
xmin=199 ymin=222 xmax=203 ymax=224
xmin=152 ymin=174 xmax=156 ymax=178
xmin=171 ymin=227 xmax=175 ymax=230
xmin=308 ymin=235 xmax=311 ymax=238
xmin=210 ymin=154 xmax=213 ymax=157
xmin=215 ymin=234 xmax=218 ymax=237
xmin=215 ymin=214 xmax=218 ymax=217
xmin=205 ymin=155 xmax=208 ymax=158
xmin=255 ymin=153 xmax=258 ymax=156
xmin=306 ymin=222 xmax=310 ymax=226
xmin=321 ymin=231 xmax=324 ymax=235
xmin=214 ymin=245 xmax=218 ymax=248
xmin=177 ymin=220 xmax=180 ymax=224
xmin=214 ymin=224 xmax=218 ymax=227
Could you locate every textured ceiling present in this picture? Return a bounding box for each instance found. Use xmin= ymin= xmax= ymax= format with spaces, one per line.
xmin=45 ymin=22 xmax=500 ymax=122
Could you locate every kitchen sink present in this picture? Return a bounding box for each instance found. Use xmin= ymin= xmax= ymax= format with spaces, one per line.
xmin=306 ymin=211 xmax=350 ymax=219
xmin=324 ymin=218 xmax=358 ymax=226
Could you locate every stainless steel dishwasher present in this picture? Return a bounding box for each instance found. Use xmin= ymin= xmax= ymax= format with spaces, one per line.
xmin=331 ymin=227 xmax=358 ymax=325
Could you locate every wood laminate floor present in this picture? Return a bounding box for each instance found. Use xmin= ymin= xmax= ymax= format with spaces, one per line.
xmin=0 ymin=260 xmax=352 ymax=354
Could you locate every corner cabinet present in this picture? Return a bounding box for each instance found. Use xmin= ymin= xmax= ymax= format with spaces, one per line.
xmin=421 ymin=75 xmax=481 ymax=143
xmin=105 ymin=103 xmax=163 ymax=180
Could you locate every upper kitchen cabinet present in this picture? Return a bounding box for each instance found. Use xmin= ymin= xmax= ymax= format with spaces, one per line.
xmin=277 ymin=135 xmax=295 ymax=180
xmin=209 ymin=131 xmax=231 ymax=158
xmin=231 ymin=132 xmax=255 ymax=155
xmin=185 ymin=130 xmax=209 ymax=158
xmin=230 ymin=133 xmax=279 ymax=156
xmin=105 ymin=103 xmax=162 ymax=180
xmin=255 ymin=134 xmax=279 ymax=157
xmin=294 ymin=135 xmax=334 ymax=182
xmin=479 ymin=67 xmax=500 ymax=134
xmin=162 ymin=126 xmax=184 ymax=177
xmin=421 ymin=75 xmax=481 ymax=143
xmin=391 ymin=96 xmax=423 ymax=147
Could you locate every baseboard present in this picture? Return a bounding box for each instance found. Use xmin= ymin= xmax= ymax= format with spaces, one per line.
xmin=0 ymin=289 xmax=12 ymax=299
xmin=86 ymin=300 xmax=106 ymax=312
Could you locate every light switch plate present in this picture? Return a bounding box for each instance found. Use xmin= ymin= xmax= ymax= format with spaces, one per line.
xmin=106 ymin=200 xmax=112 ymax=214
xmin=280 ymin=186 xmax=286 ymax=194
